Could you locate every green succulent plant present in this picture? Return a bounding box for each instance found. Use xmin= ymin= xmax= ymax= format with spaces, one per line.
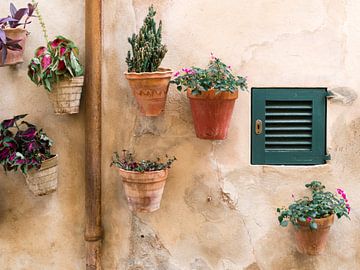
xmin=126 ymin=5 xmax=167 ymax=73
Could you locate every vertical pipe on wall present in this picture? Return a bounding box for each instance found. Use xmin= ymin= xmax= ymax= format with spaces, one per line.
xmin=85 ymin=0 xmax=103 ymax=269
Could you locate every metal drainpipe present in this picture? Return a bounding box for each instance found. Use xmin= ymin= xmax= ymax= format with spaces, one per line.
xmin=85 ymin=0 xmax=103 ymax=269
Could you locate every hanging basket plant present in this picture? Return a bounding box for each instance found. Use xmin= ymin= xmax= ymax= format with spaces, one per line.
xmin=0 ymin=2 xmax=37 ymax=67
xmin=111 ymin=150 xmax=176 ymax=212
xmin=277 ymin=181 xmax=351 ymax=255
xmin=27 ymin=3 xmax=84 ymax=115
xmin=171 ymin=54 xmax=248 ymax=140
xmin=125 ymin=5 xmax=172 ymax=116
xmin=0 ymin=114 xmax=58 ymax=196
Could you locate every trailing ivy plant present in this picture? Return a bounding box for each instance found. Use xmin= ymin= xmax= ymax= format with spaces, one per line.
xmin=0 ymin=114 xmax=54 ymax=174
xmin=171 ymin=54 xmax=248 ymax=96
xmin=277 ymin=181 xmax=350 ymax=230
xmin=111 ymin=150 xmax=176 ymax=172
xmin=126 ymin=5 xmax=167 ymax=73
xmin=28 ymin=36 xmax=84 ymax=92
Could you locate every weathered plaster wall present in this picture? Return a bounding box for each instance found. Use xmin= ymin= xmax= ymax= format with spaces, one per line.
xmin=1 ymin=0 xmax=360 ymax=269
xmin=0 ymin=0 xmax=85 ymax=269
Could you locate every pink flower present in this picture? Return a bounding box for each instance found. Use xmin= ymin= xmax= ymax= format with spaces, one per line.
xmin=306 ymin=217 xmax=312 ymax=222
xmin=41 ymin=55 xmax=52 ymax=69
xmin=291 ymin=194 xmax=295 ymax=199
xmin=174 ymin=71 xmax=180 ymax=77
xmin=228 ymin=65 xmax=232 ymax=69
xmin=210 ymin=52 xmax=216 ymax=60
xmin=337 ymin=188 xmax=344 ymax=195
xmin=36 ymin=46 xmax=47 ymax=57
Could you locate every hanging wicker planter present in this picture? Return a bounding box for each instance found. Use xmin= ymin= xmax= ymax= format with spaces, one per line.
xmin=48 ymin=76 xmax=84 ymax=115
xmin=24 ymin=155 xmax=58 ymax=196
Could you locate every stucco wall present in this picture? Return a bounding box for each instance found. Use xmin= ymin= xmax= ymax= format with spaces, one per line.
xmin=1 ymin=0 xmax=360 ymax=269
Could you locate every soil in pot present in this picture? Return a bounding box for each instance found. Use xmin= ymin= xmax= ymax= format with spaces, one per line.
xmin=0 ymin=29 xmax=28 ymax=67
xmin=125 ymin=68 xmax=173 ymax=116
xmin=48 ymin=76 xmax=84 ymax=115
xmin=187 ymin=89 xmax=238 ymax=140
xmin=294 ymin=214 xmax=335 ymax=255
xmin=24 ymin=155 xmax=58 ymax=196
xmin=118 ymin=168 xmax=168 ymax=212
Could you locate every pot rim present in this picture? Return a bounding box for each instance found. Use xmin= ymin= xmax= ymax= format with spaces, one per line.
xmin=117 ymin=167 xmax=168 ymax=175
xmin=297 ymin=214 xmax=335 ymax=227
xmin=124 ymin=67 xmax=173 ymax=79
xmin=3 ymin=28 xmax=29 ymax=35
xmin=186 ymin=88 xmax=239 ymax=100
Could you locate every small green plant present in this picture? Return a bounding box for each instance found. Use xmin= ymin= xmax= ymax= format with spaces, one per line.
xmin=126 ymin=5 xmax=167 ymax=73
xmin=111 ymin=150 xmax=176 ymax=172
xmin=277 ymin=181 xmax=350 ymax=230
xmin=171 ymin=54 xmax=247 ymax=95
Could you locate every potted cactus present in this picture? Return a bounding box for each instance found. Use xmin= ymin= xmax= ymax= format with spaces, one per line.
xmin=277 ymin=181 xmax=351 ymax=255
xmin=0 ymin=2 xmax=37 ymax=66
xmin=111 ymin=150 xmax=176 ymax=212
xmin=0 ymin=114 xmax=58 ymax=196
xmin=125 ymin=5 xmax=172 ymax=116
xmin=171 ymin=54 xmax=247 ymax=140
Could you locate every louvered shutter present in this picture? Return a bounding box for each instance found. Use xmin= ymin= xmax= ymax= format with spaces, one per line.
xmin=251 ymin=88 xmax=329 ymax=165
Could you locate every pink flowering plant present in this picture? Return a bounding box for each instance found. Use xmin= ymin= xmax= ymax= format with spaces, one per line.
xmin=171 ymin=54 xmax=247 ymax=95
xmin=111 ymin=150 xmax=176 ymax=173
xmin=28 ymin=36 xmax=84 ymax=92
xmin=277 ymin=181 xmax=350 ymax=230
xmin=0 ymin=114 xmax=54 ymax=175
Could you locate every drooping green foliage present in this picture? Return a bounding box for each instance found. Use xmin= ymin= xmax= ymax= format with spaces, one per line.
xmin=111 ymin=150 xmax=176 ymax=173
xmin=171 ymin=54 xmax=248 ymax=95
xmin=0 ymin=114 xmax=54 ymax=175
xmin=126 ymin=5 xmax=167 ymax=73
xmin=277 ymin=181 xmax=350 ymax=230
xmin=27 ymin=36 xmax=84 ymax=92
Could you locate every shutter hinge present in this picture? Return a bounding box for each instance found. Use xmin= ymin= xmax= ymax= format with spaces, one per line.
xmin=325 ymin=91 xmax=335 ymax=99
xmin=324 ymin=154 xmax=331 ymax=161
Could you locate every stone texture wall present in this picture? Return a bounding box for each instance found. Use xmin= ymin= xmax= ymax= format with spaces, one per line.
xmin=1 ymin=0 xmax=360 ymax=269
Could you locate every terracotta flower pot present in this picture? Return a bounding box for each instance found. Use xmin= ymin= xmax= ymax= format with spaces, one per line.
xmin=23 ymin=155 xmax=58 ymax=196
xmin=294 ymin=215 xmax=335 ymax=255
xmin=48 ymin=76 xmax=84 ymax=115
xmin=0 ymin=28 xmax=28 ymax=67
xmin=118 ymin=168 xmax=169 ymax=212
xmin=187 ymin=89 xmax=238 ymax=140
xmin=124 ymin=68 xmax=173 ymax=116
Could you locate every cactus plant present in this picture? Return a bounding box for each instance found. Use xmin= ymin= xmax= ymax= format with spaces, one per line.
xmin=126 ymin=5 xmax=167 ymax=73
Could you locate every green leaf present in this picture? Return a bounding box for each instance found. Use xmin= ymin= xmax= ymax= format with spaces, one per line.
xmin=310 ymin=222 xmax=318 ymax=230
xmin=280 ymin=220 xmax=288 ymax=227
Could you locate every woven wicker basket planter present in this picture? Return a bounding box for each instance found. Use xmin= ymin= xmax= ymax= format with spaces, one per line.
xmin=24 ymin=155 xmax=58 ymax=196
xmin=48 ymin=76 xmax=84 ymax=115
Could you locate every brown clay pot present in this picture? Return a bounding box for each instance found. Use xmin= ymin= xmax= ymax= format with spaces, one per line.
xmin=48 ymin=76 xmax=84 ymax=115
xmin=187 ymin=89 xmax=238 ymax=140
xmin=118 ymin=168 xmax=168 ymax=212
xmin=124 ymin=68 xmax=173 ymax=116
xmin=0 ymin=28 xmax=28 ymax=67
xmin=294 ymin=215 xmax=335 ymax=255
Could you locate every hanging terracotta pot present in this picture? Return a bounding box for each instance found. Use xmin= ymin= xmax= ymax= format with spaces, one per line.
xmin=124 ymin=68 xmax=173 ymax=116
xmin=0 ymin=28 xmax=28 ymax=67
xmin=24 ymin=155 xmax=58 ymax=196
xmin=117 ymin=168 xmax=168 ymax=212
xmin=294 ymin=215 xmax=334 ymax=255
xmin=187 ymin=89 xmax=238 ymax=140
xmin=48 ymin=76 xmax=84 ymax=115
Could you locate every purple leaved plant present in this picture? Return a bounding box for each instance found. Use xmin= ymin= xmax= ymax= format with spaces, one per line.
xmin=0 ymin=114 xmax=54 ymax=175
xmin=0 ymin=2 xmax=37 ymax=64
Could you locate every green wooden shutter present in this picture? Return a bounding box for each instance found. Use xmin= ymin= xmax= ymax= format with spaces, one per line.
xmin=251 ymin=88 xmax=329 ymax=165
